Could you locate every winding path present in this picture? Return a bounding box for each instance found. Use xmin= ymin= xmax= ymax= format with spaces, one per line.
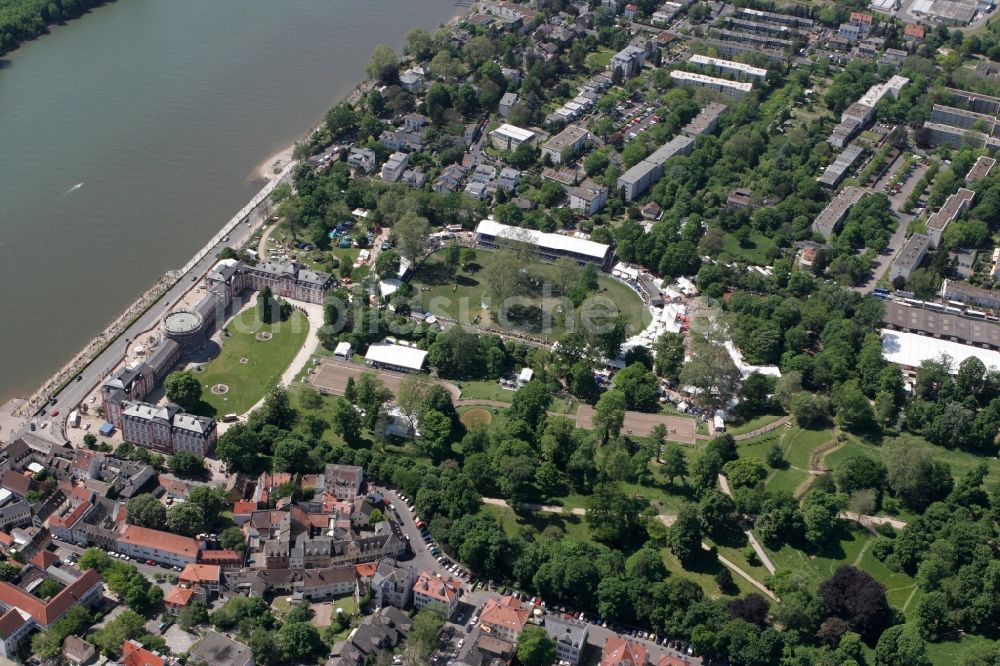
xmin=718 ymin=474 xmax=777 ymax=575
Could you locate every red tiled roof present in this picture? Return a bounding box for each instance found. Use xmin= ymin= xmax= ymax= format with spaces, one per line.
xmin=0 ymin=568 xmax=101 ymax=626
xmin=31 ymin=550 xmax=59 ymax=570
xmin=164 ymin=586 xmax=195 ymax=608
xmin=1 ymin=470 xmax=30 ymax=496
xmin=198 ymin=550 xmax=240 ymax=564
xmin=355 ymin=562 xmax=378 ymax=578
xmin=480 ymin=595 xmax=529 ymax=635
xmin=0 ymin=608 xmax=27 ymax=639
xmin=905 ymin=24 xmax=924 ymax=38
xmin=50 ymin=500 xmax=90 ymax=529
xmin=601 ymin=636 xmax=648 ymax=666
xmin=659 ymin=656 xmax=692 ymax=666
xmin=179 ymin=564 xmax=220 ymax=586
xmin=0 ymin=532 xmax=13 ymax=547
xmin=233 ymin=500 xmax=257 ymax=515
xmin=118 ymin=525 xmax=199 ymax=559
xmin=413 ymin=571 xmax=461 ymax=604
xmin=123 ymin=639 xmax=166 ymax=666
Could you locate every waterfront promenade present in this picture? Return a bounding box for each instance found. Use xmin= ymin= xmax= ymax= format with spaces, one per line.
xmin=0 ymin=163 xmax=297 ymax=442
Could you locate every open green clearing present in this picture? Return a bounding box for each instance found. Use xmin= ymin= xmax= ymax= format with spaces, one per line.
xmin=721 ymin=229 xmax=778 ymax=265
xmin=411 ymin=248 xmax=649 ymax=340
xmin=457 ymin=379 xmax=577 ymax=414
xmin=195 ymin=307 xmax=308 ymax=415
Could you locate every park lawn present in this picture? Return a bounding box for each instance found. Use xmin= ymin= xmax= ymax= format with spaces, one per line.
xmin=661 ymin=548 xmax=761 ymax=600
xmin=586 ymin=48 xmax=614 ymax=71
xmin=765 ymin=427 xmax=834 ymax=496
xmin=724 ymin=413 xmax=785 ymax=436
xmin=764 ymin=520 xmax=871 ymax=590
xmin=926 ymin=633 xmax=1000 ymax=665
xmin=480 ymin=504 xmax=596 ymax=546
xmin=459 ymin=380 xmax=515 ymax=403
xmin=856 ymin=545 xmax=919 ymax=618
xmin=196 ymin=308 xmax=309 ymax=415
xmin=721 ymin=229 xmax=778 ymax=265
xmin=411 ymin=248 xmax=648 ymax=339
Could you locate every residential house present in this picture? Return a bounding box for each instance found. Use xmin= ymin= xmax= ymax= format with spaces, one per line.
xmin=189 ymin=631 xmax=254 ymax=666
xmin=490 ymin=124 xmax=536 ymax=151
xmin=600 ymin=635 xmax=648 ymax=666
xmin=380 ymin=152 xmax=409 ymax=183
xmin=347 ymin=147 xmax=377 ymax=174
xmin=328 ymin=607 xmax=412 ymax=666
xmin=298 ymin=566 xmax=356 ymax=601
xmin=479 ymin=594 xmax=529 ymax=643
xmin=497 ymin=167 xmax=520 ymax=191
xmin=369 ymin=560 xmax=416 ymax=609
xmin=412 ymin=571 xmax=462 ymax=616
xmin=323 ymin=464 xmax=364 ymax=500
xmin=433 ymin=164 xmax=467 ymax=193
xmin=499 ymin=92 xmax=520 ymax=117
xmin=611 ymin=44 xmax=646 ymax=78
xmin=543 ymin=616 xmax=589 ymax=665
xmin=178 ymin=563 xmax=222 ymax=600
xmin=62 ymin=635 xmax=96 ymax=665
xmin=123 ymin=639 xmax=173 ymax=666
xmin=400 ymin=168 xmax=427 ymax=188
xmin=566 ymin=180 xmax=609 ymax=216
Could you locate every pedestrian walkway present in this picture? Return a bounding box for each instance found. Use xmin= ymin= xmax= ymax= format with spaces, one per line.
xmin=718 ymin=474 xmax=778 ymax=575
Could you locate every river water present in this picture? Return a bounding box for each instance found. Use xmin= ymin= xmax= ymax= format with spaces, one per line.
xmin=0 ymin=0 xmax=463 ymax=403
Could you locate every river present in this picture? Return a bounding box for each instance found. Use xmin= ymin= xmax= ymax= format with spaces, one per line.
xmin=0 ymin=0 xmax=465 ymax=404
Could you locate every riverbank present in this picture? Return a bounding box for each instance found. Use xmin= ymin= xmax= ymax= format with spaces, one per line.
xmin=0 ymin=0 xmax=113 ymax=56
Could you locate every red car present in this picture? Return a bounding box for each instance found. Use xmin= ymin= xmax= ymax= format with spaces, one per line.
xmin=146 ymin=560 xmax=156 ymax=566
xmin=50 ymin=409 xmax=59 ymax=417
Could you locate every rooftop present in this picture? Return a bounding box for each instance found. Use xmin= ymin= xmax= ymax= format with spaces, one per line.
xmin=190 ymin=631 xmax=253 ymax=666
xmin=119 ymin=525 xmax=200 ymax=559
xmin=927 ymin=188 xmax=975 ymax=231
xmin=364 ymin=343 xmax=428 ymax=371
xmin=476 ymin=219 xmax=611 ymax=260
xmin=893 ymin=233 xmax=932 ymax=271
xmin=687 ymin=54 xmax=767 ymax=77
xmin=0 ymin=568 xmax=100 ymax=627
xmin=966 ymin=155 xmax=996 ymax=183
xmin=670 ymin=69 xmax=753 ymax=92
xmin=881 ymin=329 xmax=1000 ymax=372
xmin=490 ymin=124 xmax=536 ymax=142
xmin=883 ymin=299 xmax=1000 ymax=348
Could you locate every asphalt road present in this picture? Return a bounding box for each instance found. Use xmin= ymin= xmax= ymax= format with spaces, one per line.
xmin=40 ymin=177 xmax=286 ymax=434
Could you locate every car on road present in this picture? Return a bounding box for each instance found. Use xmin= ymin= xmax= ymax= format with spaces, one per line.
xmin=50 ymin=409 xmax=59 ymax=417
xmin=146 ymin=560 xmax=156 ymax=566
xmin=75 ymin=374 xmax=83 ymax=382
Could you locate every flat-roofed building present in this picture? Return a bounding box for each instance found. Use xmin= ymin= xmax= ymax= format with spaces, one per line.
xmin=670 ymin=70 xmax=753 ymax=99
xmin=888 ymin=233 xmax=931 ymax=282
xmin=617 ymin=135 xmax=695 ymax=201
xmin=711 ymin=27 xmax=792 ymax=52
xmin=911 ymin=0 xmax=977 ymax=25
xmin=475 ymin=219 xmax=614 ymax=269
xmin=687 ymin=54 xmax=767 ymax=80
xmin=541 ymin=125 xmax=590 ymax=164
xmin=966 ymin=155 xmax=996 ymax=182
xmin=736 ymin=6 xmax=814 ymax=28
xmin=682 ymin=101 xmax=728 ymax=137
xmin=490 ymin=124 xmax=536 ymax=151
xmin=931 ymin=104 xmax=999 ymax=135
xmin=610 ymin=44 xmax=646 ymax=78
xmin=947 ymin=87 xmax=1000 ymax=115
xmin=700 ymin=37 xmax=786 ymax=63
xmin=881 ymin=329 xmax=1000 ymax=373
xmin=380 ymin=152 xmax=409 ymax=183
xmin=818 ymin=144 xmax=865 ymax=188
xmin=882 ymin=299 xmax=1000 ymax=348
xmin=189 ymin=631 xmax=254 ymax=666
xmin=566 ymin=180 xmax=609 ymax=216
xmin=812 ymin=185 xmax=865 ymax=240
xmin=926 ymin=187 xmax=975 ymax=247
xmin=940 ymin=279 xmax=1000 ymax=310
xmin=363 ymin=343 xmax=428 ymax=374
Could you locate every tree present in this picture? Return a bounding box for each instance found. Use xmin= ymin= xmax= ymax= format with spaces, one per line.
xmin=874 ymin=623 xmax=931 ymax=666
xmin=258 ymin=285 xmax=274 ymax=324
xmin=31 ymin=606 xmax=90 ymax=659
xmin=698 ymin=489 xmax=737 ymax=536
xmin=884 ymin=440 xmax=953 ymax=512
xmin=614 ymin=363 xmax=660 ymax=411
xmin=365 ymin=44 xmax=399 ymax=83
xmin=593 ymin=389 xmax=626 ymax=444
xmin=818 ymin=565 xmax=889 ymax=639
xmin=178 ymin=599 xmax=209 ymax=631
xmin=375 ymin=249 xmax=401 ymax=278
xmin=168 ymin=451 xmax=205 ymax=477
xmin=220 ymin=526 xmax=246 ymax=551
xmin=273 ymin=437 xmax=312 ymax=473
xmin=394 ymin=212 xmax=430 ymax=261
xmin=517 ymin=625 xmax=557 ymax=666
xmin=680 ymin=324 xmax=741 ymax=411
xmin=791 ymin=392 xmax=828 ymax=429
xmin=187 ymin=485 xmax=225 ymax=526
xmin=167 ymin=502 xmax=205 ymax=537
xmin=668 ymin=504 xmax=703 ymax=565
xmin=411 ymin=604 xmax=447 ymax=659
xmin=509 ymin=380 xmax=553 ymax=426
xmin=801 ymin=490 xmax=840 ymax=546
xmin=0 ymin=562 xmax=20 ymax=581
xmin=164 ymin=371 xmax=201 ymax=411
xmin=404 ymin=28 xmax=434 ymax=60
xmin=331 ymin=397 xmax=362 ymax=442
xmin=418 ymin=409 xmax=454 ymax=462
xmin=833 ymin=380 xmax=876 ymax=434
xmin=662 ymin=444 xmax=688 ymax=487
xmin=90 ymin=609 xmax=149 ymax=657
xmin=586 ymin=483 xmax=641 ymax=547
xmin=126 ymin=494 xmax=166 ymax=530
xmin=278 ymin=621 xmax=323 ymax=662
xmin=722 ymin=458 xmax=766 ymax=491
